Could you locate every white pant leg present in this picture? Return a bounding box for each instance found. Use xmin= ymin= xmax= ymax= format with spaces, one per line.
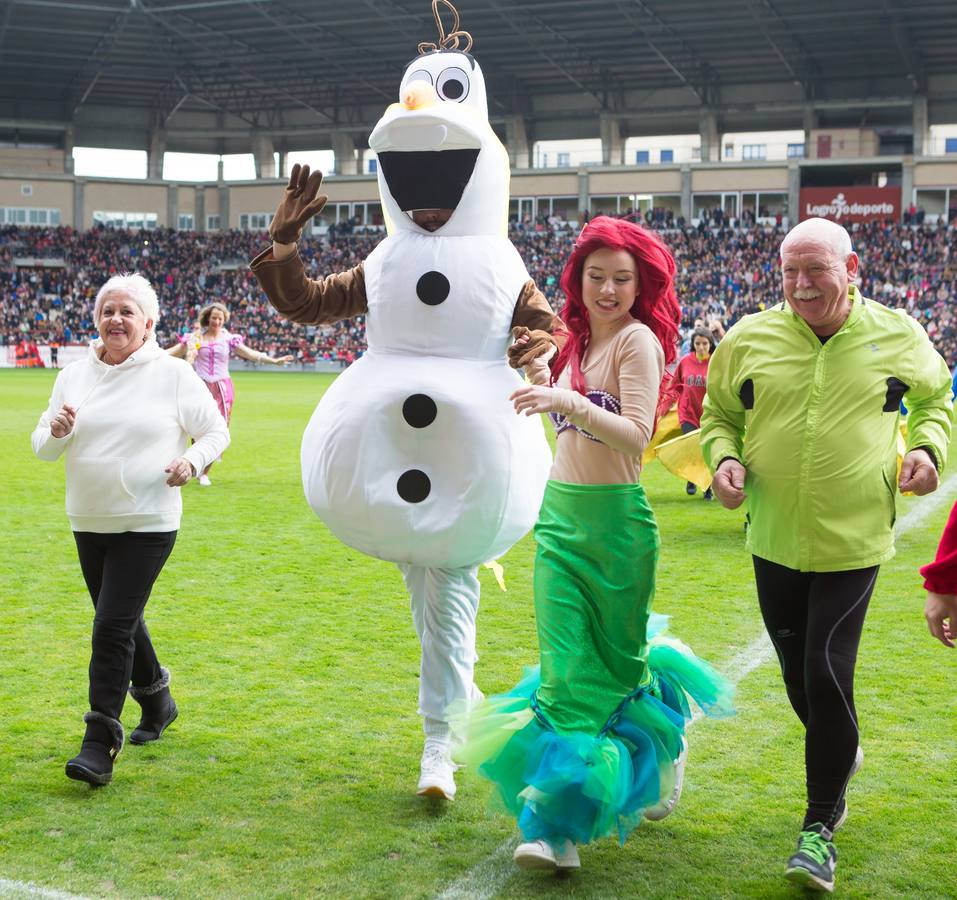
xmin=399 ymin=563 xmax=481 ymax=727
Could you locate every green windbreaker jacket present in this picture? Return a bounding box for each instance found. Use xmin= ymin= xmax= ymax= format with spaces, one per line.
xmin=700 ymin=285 xmax=953 ymax=572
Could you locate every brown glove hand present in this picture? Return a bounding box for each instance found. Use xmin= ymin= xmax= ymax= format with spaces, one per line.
xmin=269 ymin=163 xmax=329 ymax=245
xmin=507 ymin=326 xmax=556 ymax=369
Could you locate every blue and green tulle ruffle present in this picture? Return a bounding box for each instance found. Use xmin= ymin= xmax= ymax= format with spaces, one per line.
xmin=454 ymin=617 xmax=734 ymax=846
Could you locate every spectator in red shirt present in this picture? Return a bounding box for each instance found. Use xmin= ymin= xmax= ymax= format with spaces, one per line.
xmin=919 ymin=503 xmax=957 ymax=647
xmin=673 ymin=326 xmax=715 ymax=499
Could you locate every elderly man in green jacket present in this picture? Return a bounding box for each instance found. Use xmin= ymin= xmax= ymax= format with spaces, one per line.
xmin=701 ymin=216 xmax=952 ymax=893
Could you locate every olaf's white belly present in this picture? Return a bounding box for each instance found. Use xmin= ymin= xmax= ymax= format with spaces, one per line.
xmin=301 ymin=351 xmax=551 ymax=568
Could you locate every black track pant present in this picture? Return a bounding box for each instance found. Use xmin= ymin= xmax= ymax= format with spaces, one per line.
xmin=73 ymin=531 xmax=177 ymax=721
xmin=752 ymin=555 xmax=878 ymax=832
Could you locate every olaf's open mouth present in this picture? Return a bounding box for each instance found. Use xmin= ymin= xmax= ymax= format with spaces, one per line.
xmin=377 ymin=150 xmax=479 ymax=212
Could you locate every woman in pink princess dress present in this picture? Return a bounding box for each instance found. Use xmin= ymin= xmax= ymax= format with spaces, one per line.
xmin=168 ymin=302 xmax=292 ymax=485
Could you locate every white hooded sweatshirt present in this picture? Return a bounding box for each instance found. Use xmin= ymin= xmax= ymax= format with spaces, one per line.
xmin=32 ymin=339 xmax=230 ymax=533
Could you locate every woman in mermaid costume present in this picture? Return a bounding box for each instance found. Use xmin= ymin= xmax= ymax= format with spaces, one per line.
xmin=456 ymin=216 xmax=734 ymax=871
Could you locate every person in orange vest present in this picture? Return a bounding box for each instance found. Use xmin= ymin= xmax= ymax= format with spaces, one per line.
xmin=27 ymin=340 xmax=44 ymax=367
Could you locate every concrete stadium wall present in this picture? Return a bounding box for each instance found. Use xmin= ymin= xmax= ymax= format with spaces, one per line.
xmin=914 ymin=160 xmax=957 ymax=186
xmin=0 ymin=147 xmax=65 ymax=176
xmin=2 ymin=152 xmax=957 ymax=230
xmin=84 ymin=181 xmax=169 ymax=225
xmin=589 ymin=169 xmax=683 ymax=194
xmin=0 ymin=176 xmax=73 ymax=221
xmin=692 ymin=165 xmax=789 ymax=192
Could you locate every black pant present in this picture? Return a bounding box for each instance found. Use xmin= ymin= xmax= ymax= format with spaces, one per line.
xmin=752 ymin=555 xmax=878 ymax=831
xmin=74 ymin=531 xmax=176 ymax=721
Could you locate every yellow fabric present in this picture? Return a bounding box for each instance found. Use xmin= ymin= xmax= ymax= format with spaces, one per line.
xmin=897 ymin=424 xmax=914 ymax=496
xmin=483 ymin=560 xmax=507 ymax=592
xmin=641 ymin=406 xmax=682 ymax=466
xmin=655 ymin=428 xmax=713 ymax=490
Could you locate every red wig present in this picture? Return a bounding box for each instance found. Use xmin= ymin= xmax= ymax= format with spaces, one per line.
xmin=552 ymin=216 xmax=680 ymax=394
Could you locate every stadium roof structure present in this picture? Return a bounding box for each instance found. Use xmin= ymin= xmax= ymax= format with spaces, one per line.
xmin=1 ymin=0 xmax=956 ymax=157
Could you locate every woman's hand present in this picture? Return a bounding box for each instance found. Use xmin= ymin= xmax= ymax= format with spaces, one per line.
xmin=507 ymin=326 xmax=555 ymax=369
xmin=164 ymin=457 xmax=196 ymax=487
xmin=924 ymin=591 xmax=957 ymax=648
xmin=510 ymin=384 xmax=561 ymax=417
xmin=50 ymin=404 xmax=76 ymax=438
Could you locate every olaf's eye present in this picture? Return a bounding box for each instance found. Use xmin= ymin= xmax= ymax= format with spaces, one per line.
xmin=437 ymin=67 xmax=469 ymax=102
xmin=405 ymin=69 xmax=433 ymax=87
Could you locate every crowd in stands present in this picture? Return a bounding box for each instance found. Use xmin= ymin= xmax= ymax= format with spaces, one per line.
xmin=2 ymin=212 xmax=956 ymax=367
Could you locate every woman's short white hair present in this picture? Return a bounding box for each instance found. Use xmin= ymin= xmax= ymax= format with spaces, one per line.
xmin=93 ymin=273 xmax=160 ymax=327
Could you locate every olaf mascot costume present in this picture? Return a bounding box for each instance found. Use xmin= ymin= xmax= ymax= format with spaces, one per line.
xmin=251 ymin=3 xmax=563 ymax=801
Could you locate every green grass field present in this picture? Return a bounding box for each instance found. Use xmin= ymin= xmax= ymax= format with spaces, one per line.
xmin=1 ymin=369 xmax=955 ymax=900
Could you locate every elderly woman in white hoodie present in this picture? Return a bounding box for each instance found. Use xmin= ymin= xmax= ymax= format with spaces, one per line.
xmin=32 ymin=273 xmax=229 ymax=786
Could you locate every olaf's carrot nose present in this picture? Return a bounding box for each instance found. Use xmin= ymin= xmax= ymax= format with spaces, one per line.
xmin=402 ymin=81 xmax=438 ymax=111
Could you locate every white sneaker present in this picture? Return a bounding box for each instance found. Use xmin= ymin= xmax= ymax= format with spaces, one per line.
xmin=198 ymin=474 xmax=212 ymax=487
xmin=644 ymin=737 xmax=688 ymax=821
xmin=513 ymin=837 xmax=580 ymax=871
xmin=833 ymin=745 xmax=864 ymax=831
xmin=416 ymin=740 xmax=456 ymax=800
xmin=851 ymin=744 xmax=864 ymax=777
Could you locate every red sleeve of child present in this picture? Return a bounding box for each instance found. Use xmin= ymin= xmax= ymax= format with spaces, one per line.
xmin=920 ymin=500 xmax=957 ymax=594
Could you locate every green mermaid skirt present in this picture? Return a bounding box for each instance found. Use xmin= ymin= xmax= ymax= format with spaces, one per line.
xmin=456 ymin=480 xmax=734 ymax=844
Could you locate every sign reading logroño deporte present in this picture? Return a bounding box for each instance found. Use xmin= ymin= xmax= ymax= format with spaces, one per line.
xmin=799 ymin=187 xmax=901 ymax=223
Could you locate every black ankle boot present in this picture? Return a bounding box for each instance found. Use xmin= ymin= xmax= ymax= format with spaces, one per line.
xmin=129 ymin=667 xmax=178 ymax=744
xmin=66 ymin=712 xmax=123 ymax=786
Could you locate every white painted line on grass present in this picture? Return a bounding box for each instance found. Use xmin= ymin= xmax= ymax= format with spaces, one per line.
xmin=895 ymin=472 xmax=957 ymax=536
xmin=436 ymin=837 xmax=520 ymax=900
xmin=6 ymin=482 xmax=950 ymax=900
xmin=435 ymin=478 xmax=957 ymax=900
xmin=435 ymin=631 xmax=772 ymax=900
xmin=0 ymin=880 xmax=93 ymax=900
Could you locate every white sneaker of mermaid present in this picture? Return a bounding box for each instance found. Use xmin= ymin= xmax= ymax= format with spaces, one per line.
xmin=300 ymin=51 xmax=551 ymax=569
xmin=513 ymin=838 xmax=581 ymax=870
xmin=644 ymin=736 xmax=688 ymax=821
xmin=417 ymin=738 xmax=458 ymax=800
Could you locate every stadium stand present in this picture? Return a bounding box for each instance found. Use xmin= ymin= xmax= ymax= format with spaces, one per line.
xmin=3 ymin=213 xmax=956 ymax=367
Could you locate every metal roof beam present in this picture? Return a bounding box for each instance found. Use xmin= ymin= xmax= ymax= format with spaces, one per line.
xmin=68 ymin=8 xmax=135 ymax=116
xmin=135 ymin=3 xmax=341 ymax=125
xmin=613 ymin=0 xmax=716 ymax=104
xmin=745 ymin=0 xmax=822 ymax=93
xmin=881 ymin=0 xmax=927 ymax=92
xmin=481 ymin=0 xmax=606 ymax=107
xmin=0 ymin=2 xmax=13 ymax=68
xmin=246 ymin=0 xmax=393 ymax=105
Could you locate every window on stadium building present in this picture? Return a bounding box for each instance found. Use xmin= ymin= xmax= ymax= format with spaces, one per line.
xmin=636 ymin=150 xmax=650 ymax=165
xmin=914 ymin=189 xmax=949 ymax=221
xmin=787 ymin=143 xmax=805 ymax=158
xmin=743 ymin=144 xmax=767 ymax=160
xmin=742 ymin=191 xmax=787 ymax=223
xmin=557 ymin=152 xmax=571 ymax=167
xmin=3 ymin=207 xmax=60 ymax=225
xmin=92 ymin=211 xmax=157 ymax=229
xmin=946 ymin=137 xmax=957 ymax=154
xmin=206 ymin=214 xmax=221 ymax=231
xmin=239 ymin=212 xmax=271 ymax=230
xmin=660 ymin=149 xmax=674 ymax=163
xmin=178 ymin=214 xmax=194 ymax=230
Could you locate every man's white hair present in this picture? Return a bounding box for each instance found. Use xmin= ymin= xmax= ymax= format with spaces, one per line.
xmin=93 ymin=273 xmax=160 ymax=327
xmin=780 ymin=217 xmax=853 ymax=260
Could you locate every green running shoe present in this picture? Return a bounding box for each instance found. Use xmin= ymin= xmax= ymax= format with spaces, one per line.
xmin=785 ymin=823 xmax=837 ymax=893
